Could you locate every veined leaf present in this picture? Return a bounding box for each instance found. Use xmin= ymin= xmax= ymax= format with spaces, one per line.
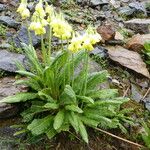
xmin=60 ymin=85 xmax=76 ymax=105
xmin=46 ymin=127 xmax=57 ymax=139
xmin=67 ymin=112 xmax=79 ymax=133
xmin=77 ymin=95 xmax=94 ymax=104
xmin=65 ymin=105 xmax=83 ymax=113
xmin=80 ymin=116 xmax=99 ymax=127
xmin=87 ymin=71 xmax=109 ymax=89
xmin=44 ymin=103 xmax=59 ymax=109
xmin=53 ymin=110 xmax=65 ymax=130
xmin=0 ymin=93 xmax=37 ymax=103
xmin=27 ymin=115 xmax=53 ymax=135
xmin=78 ymin=119 xmax=88 ymax=143
xmin=38 ymin=88 xmax=54 ymax=102
xmin=86 ymin=89 xmax=118 ymax=99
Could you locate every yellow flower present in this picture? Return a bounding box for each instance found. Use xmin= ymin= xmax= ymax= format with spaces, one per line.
xmin=35 ymin=0 xmax=45 ymax=17
xmin=21 ymin=8 xmax=30 ymax=19
xmin=41 ymin=19 xmax=48 ymax=26
xmin=68 ymin=34 xmax=83 ymax=53
xmin=17 ymin=3 xmax=26 ymax=14
xmin=82 ymin=38 xmax=94 ymax=51
xmin=29 ymin=22 xmax=46 ymax=35
xmin=50 ymin=17 xmax=72 ymax=40
xmin=89 ymin=33 xmax=102 ymax=44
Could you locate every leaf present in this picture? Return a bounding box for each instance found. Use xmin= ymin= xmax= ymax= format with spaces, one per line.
xmin=60 ymin=85 xmax=76 ymax=105
xmin=77 ymin=95 xmax=94 ymax=104
xmin=46 ymin=128 xmax=57 ymax=139
xmin=14 ymin=129 xmax=28 ymax=136
xmin=107 ymin=46 xmax=150 ymax=78
xmin=38 ymin=88 xmax=54 ymax=102
xmin=67 ymin=112 xmax=79 ymax=133
xmin=53 ymin=110 xmax=65 ymax=130
xmin=27 ymin=115 xmax=53 ymax=135
xmin=86 ymin=89 xmax=118 ymax=99
xmin=65 ymin=105 xmax=83 ymax=113
xmin=87 ymin=71 xmax=109 ymax=89
xmin=80 ymin=116 xmax=99 ymax=127
xmin=0 ymin=93 xmax=37 ymax=103
xmin=44 ymin=103 xmax=59 ymax=109
xmin=78 ymin=119 xmax=88 ymax=143
xmin=16 ymin=70 xmax=36 ymax=77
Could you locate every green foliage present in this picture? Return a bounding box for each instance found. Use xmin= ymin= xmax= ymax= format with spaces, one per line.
xmin=0 ymin=24 xmax=6 ymax=37
xmin=144 ymin=42 xmax=150 ymax=65
xmin=0 ymin=44 xmax=133 ymax=143
xmin=141 ymin=122 xmax=150 ymax=148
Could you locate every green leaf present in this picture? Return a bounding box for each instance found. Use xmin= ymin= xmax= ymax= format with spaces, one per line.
xmin=44 ymin=103 xmax=59 ymax=109
xmin=78 ymin=119 xmax=88 ymax=143
xmin=53 ymin=110 xmax=65 ymax=130
xmin=77 ymin=95 xmax=94 ymax=104
xmin=65 ymin=105 xmax=83 ymax=113
xmin=38 ymin=88 xmax=54 ymax=102
xmin=80 ymin=116 xmax=99 ymax=127
xmin=27 ymin=115 xmax=53 ymax=135
xmin=87 ymin=71 xmax=109 ymax=89
xmin=46 ymin=128 xmax=57 ymax=139
xmin=60 ymin=85 xmax=76 ymax=105
xmin=16 ymin=70 xmax=36 ymax=77
xmin=0 ymin=93 xmax=37 ymax=103
xmin=67 ymin=112 xmax=79 ymax=133
xmin=14 ymin=129 xmax=28 ymax=136
xmin=86 ymin=89 xmax=118 ymax=99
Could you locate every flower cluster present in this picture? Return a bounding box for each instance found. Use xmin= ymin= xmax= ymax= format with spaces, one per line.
xmin=68 ymin=28 xmax=101 ymax=53
xmin=17 ymin=0 xmax=30 ymax=19
xmin=29 ymin=0 xmax=48 ymax=35
xmin=50 ymin=14 xmax=72 ymax=40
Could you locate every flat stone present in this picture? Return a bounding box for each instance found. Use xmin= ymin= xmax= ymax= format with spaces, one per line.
xmin=97 ymin=24 xmax=115 ymax=41
xmin=125 ymin=19 xmax=150 ymax=34
xmin=126 ymin=34 xmax=150 ymax=52
xmin=14 ymin=26 xmax=41 ymax=47
xmin=0 ymin=77 xmax=27 ymax=119
xmin=0 ymin=16 xmax=20 ymax=29
xmin=118 ymin=6 xmax=135 ymax=16
xmin=0 ymin=50 xmax=27 ymax=72
xmin=90 ymin=0 xmax=109 ymax=6
xmin=129 ymin=2 xmax=146 ymax=14
xmin=0 ymin=4 xmax=7 ymax=12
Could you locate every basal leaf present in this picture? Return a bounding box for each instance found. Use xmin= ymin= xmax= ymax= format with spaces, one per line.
xmin=53 ymin=110 xmax=65 ymax=130
xmin=44 ymin=103 xmax=59 ymax=109
xmin=0 ymin=93 xmax=37 ymax=103
xmin=65 ymin=105 xmax=83 ymax=113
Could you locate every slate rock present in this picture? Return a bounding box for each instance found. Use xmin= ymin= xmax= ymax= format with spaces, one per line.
xmin=90 ymin=46 xmax=108 ymax=58
xmin=90 ymin=0 xmax=109 ymax=6
xmin=0 ymin=16 xmax=20 ymax=29
xmin=14 ymin=26 xmax=41 ymax=47
xmin=0 ymin=50 xmax=27 ymax=72
xmin=0 ymin=4 xmax=7 ymax=12
xmin=125 ymin=19 xmax=150 ymax=34
xmin=118 ymin=6 xmax=135 ymax=16
xmin=129 ymin=2 xmax=146 ymax=14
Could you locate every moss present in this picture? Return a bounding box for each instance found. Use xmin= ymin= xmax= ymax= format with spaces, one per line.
xmin=0 ymin=24 xmax=7 ymax=37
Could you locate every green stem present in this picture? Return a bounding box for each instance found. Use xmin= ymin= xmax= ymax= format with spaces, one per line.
xmin=41 ymin=35 xmax=47 ymax=66
xmin=26 ymin=20 xmax=33 ymax=46
xmin=71 ymin=53 xmax=74 ymax=89
xmin=83 ymin=51 xmax=89 ymax=96
xmin=67 ymin=40 xmax=71 ymax=85
xmin=48 ymin=25 xmax=52 ymax=64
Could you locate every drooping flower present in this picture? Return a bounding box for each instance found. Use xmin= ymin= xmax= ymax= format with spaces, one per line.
xmin=17 ymin=0 xmax=30 ymax=20
xmin=35 ymin=0 xmax=46 ymax=17
xmin=50 ymin=14 xmax=72 ymax=40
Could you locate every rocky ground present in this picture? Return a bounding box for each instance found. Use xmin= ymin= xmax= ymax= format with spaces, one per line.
xmin=0 ymin=0 xmax=150 ymax=149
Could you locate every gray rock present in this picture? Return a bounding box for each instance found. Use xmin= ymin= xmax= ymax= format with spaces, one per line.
xmin=0 ymin=50 xmax=27 ymax=72
xmin=131 ymin=84 xmax=143 ymax=103
xmin=90 ymin=46 xmax=108 ymax=59
xmin=124 ymin=19 xmax=150 ymax=34
xmin=14 ymin=26 xmax=41 ymax=47
xmin=90 ymin=0 xmax=109 ymax=6
xmin=0 ymin=77 xmax=27 ymax=119
xmin=0 ymin=16 xmax=20 ymax=29
xmin=129 ymin=2 xmax=146 ymax=14
xmin=118 ymin=6 xmax=135 ymax=16
xmin=0 ymin=4 xmax=7 ymax=12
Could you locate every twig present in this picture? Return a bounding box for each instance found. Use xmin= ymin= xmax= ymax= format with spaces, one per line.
xmin=141 ymin=87 xmax=150 ymax=102
xmin=95 ymin=127 xmax=144 ymax=148
xmin=123 ymin=86 xmax=130 ymax=98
